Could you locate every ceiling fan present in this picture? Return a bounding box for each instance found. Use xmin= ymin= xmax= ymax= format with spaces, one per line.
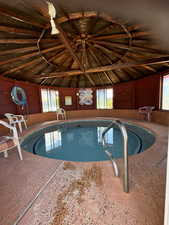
xmin=47 ymin=1 xmax=60 ymax=35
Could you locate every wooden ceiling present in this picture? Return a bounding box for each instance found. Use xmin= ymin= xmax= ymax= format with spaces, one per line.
xmin=0 ymin=2 xmax=169 ymax=87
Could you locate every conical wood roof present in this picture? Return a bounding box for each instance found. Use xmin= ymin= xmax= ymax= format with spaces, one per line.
xmin=0 ymin=2 xmax=169 ymax=87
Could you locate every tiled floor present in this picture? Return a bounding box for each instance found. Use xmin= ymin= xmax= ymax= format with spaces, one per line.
xmin=0 ymin=118 xmax=168 ymax=225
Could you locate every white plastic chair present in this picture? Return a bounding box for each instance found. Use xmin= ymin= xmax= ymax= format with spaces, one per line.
xmin=56 ymin=108 xmax=66 ymax=120
xmin=138 ymin=106 xmax=155 ymax=122
xmin=0 ymin=120 xmax=23 ymax=160
xmin=5 ymin=113 xmax=27 ymax=133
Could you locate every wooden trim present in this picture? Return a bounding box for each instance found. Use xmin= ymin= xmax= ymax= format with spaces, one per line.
xmin=37 ymin=57 xmax=169 ymax=79
xmin=0 ymin=44 xmax=65 ymax=68
xmin=0 ymin=25 xmax=40 ymax=35
xmin=0 ymin=38 xmax=58 ymax=44
xmin=0 ymin=6 xmax=46 ymax=28
xmin=93 ymin=31 xmax=151 ymax=41
xmin=55 ymin=21 xmax=95 ymax=86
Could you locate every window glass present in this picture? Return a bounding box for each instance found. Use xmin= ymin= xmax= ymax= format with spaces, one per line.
xmin=96 ymin=88 xmax=113 ymax=109
xmin=162 ymin=75 xmax=169 ymax=110
xmin=97 ymin=127 xmax=113 ymax=145
xmin=41 ymin=89 xmax=59 ymax=112
xmin=45 ymin=130 xmax=62 ymax=152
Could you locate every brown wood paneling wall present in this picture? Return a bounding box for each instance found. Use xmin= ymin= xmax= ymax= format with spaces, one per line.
xmin=0 ymin=77 xmax=41 ymax=118
xmin=0 ymin=78 xmax=17 ymax=117
xmin=113 ymin=81 xmax=135 ymax=109
xmin=0 ymin=73 xmax=161 ymax=118
xmin=135 ymin=74 xmax=160 ymax=109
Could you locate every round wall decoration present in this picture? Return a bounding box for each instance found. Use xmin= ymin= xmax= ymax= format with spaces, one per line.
xmin=11 ymin=86 xmax=27 ymax=106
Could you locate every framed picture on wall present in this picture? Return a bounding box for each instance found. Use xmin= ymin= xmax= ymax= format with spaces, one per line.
xmin=79 ymin=88 xmax=93 ymax=105
xmin=65 ymin=96 xmax=72 ymax=105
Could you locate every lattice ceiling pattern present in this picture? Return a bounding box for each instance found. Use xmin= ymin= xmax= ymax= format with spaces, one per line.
xmin=0 ymin=2 xmax=169 ymax=87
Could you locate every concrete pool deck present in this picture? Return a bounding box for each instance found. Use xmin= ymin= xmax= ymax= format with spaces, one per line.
xmin=0 ymin=118 xmax=168 ymax=225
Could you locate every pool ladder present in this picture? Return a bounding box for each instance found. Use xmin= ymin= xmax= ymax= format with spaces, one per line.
xmin=101 ymin=120 xmax=129 ymax=193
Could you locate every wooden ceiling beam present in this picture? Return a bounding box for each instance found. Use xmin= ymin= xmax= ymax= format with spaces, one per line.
xmin=91 ymin=40 xmax=169 ymax=57
xmin=131 ymin=40 xmax=168 ymax=50
xmin=110 ymin=71 xmax=122 ymax=82
xmin=92 ymin=31 xmax=151 ymax=41
xmin=95 ymin=22 xmax=113 ymax=34
xmin=67 ymin=60 xmax=75 ymax=87
xmin=0 ymin=38 xmax=58 ymax=44
xmin=37 ymin=56 xmax=169 ymax=79
xmin=0 ymin=44 xmax=64 ymax=67
xmin=91 ymin=43 xmax=123 ymax=60
xmin=39 ymin=70 xmax=83 ymax=78
xmin=131 ymin=45 xmax=168 ymax=55
xmin=24 ymin=62 xmax=49 ymax=77
xmin=87 ymin=15 xmax=100 ymax=34
xmin=55 ymin=22 xmax=83 ymax=70
xmin=123 ymin=56 xmax=157 ymax=73
xmin=1 ymin=57 xmax=43 ymax=76
xmin=141 ymin=65 xmax=156 ymax=72
xmin=0 ymin=46 xmax=37 ymax=56
xmin=122 ymin=66 xmax=143 ymax=78
xmin=39 ymin=66 xmax=56 ymax=85
xmin=0 ymin=6 xmax=46 ymax=28
xmin=55 ymin=21 xmax=95 ymax=86
xmin=87 ymin=48 xmax=105 ymax=85
xmin=87 ymin=44 xmax=129 ymax=83
xmin=102 ymin=54 xmax=122 ymax=82
xmin=113 ymin=69 xmax=129 ymax=81
xmin=60 ymin=57 xmax=75 ymax=86
xmin=48 ymin=49 xmax=69 ymax=63
xmin=127 ymin=24 xmax=145 ymax=31
xmin=88 ymin=44 xmax=124 ymax=82
xmin=82 ymin=41 xmax=96 ymax=86
xmin=91 ymin=40 xmax=130 ymax=50
xmin=122 ymin=67 xmax=140 ymax=79
xmin=88 ymin=47 xmax=113 ymax=84
xmin=59 ymin=7 xmax=80 ymax=34
xmin=0 ymin=25 xmax=40 ymax=35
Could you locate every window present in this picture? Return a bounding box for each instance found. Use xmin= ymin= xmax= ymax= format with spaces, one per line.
xmin=41 ymin=89 xmax=59 ymax=112
xmin=45 ymin=130 xmax=62 ymax=152
xmin=96 ymin=88 xmax=113 ymax=109
xmin=97 ymin=127 xmax=113 ymax=145
xmin=162 ymin=75 xmax=169 ymax=110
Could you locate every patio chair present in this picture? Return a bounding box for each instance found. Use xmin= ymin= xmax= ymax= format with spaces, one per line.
xmin=5 ymin=113 xmax=27 ymax=133
xmin=56 ymin=108 xmax=66 ymax=120
xmin=138 ymin=106 xmax=155 ymax=122
xmin=0 ymin=120 xmax=23 ymax=160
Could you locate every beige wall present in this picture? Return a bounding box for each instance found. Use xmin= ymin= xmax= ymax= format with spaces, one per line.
xmin=0 ymin=110 xmax=168 ymax=135
xmin=26 ymin=110 xmax=169 ymax=126
xmin=152 ymin=111 xmax=169 ymax=126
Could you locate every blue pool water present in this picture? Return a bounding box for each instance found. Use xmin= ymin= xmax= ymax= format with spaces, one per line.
xmin=22 ymin=120 xmax=155 ymax=162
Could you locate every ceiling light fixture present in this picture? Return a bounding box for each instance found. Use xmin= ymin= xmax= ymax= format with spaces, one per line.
xmin=47 ymin=1 xmax=60 ymax=35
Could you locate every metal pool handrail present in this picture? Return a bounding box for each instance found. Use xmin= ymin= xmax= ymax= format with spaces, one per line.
xmin=101 ymin=120 xmax=129 ymax=193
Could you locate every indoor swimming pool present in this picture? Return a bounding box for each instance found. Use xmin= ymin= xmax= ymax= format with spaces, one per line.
xmin=21 ymin=120 xmax=155 ymax=162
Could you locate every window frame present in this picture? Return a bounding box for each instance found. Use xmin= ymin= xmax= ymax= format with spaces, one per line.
xmin=96 ymin=88 xmax=113 ymax=109
xmin=41 ymin=88 xmax=60 ymax=112
xmin=161 ymin=74 xmax=169 ymax=111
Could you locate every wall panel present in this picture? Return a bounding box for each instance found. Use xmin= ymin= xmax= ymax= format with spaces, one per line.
xmin=0 ymin=73 xmax=162 ymax=119
xmin=59 ymin=88 xmax=77 ymax=111
xmin=113 ymin=81 xmax=135 ymax=109
xmin=0 ymin=79 xmax=17 ymax=117
xmin=135 ymin=74 xmax=160 ymax=109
